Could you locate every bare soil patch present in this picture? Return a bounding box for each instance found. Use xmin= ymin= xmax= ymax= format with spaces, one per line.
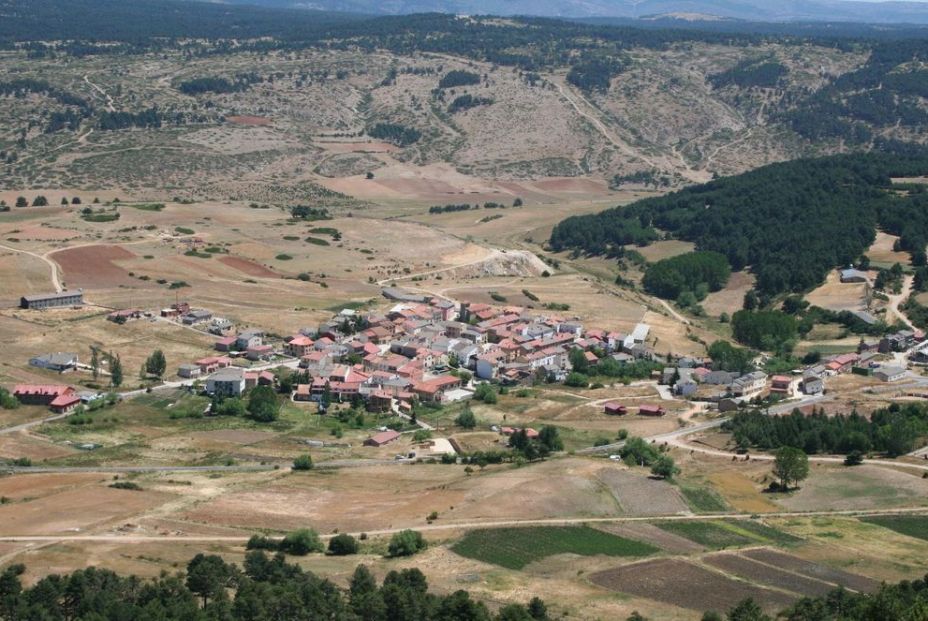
xmin=589 ymin=558 xmax=795 ymax=613
xmin=596 ymin=522 xmax=706 ymax=554
xmin=595 ymin=468 xmax=689 ymax=516
xmin=777 ymin=466 xmax=928 ymax=512
xmin=0 ymin=433 xmax=77 ymax=461
xmin=0 ymin=485 xmax=171 ymax=535
xmin=703 ymin=552 xmax=836 ymax=597
xmin=805 ymin=270 xmax=868 ymax=313
xmin=51 ymin=245 xmax=138 ymax=289
xmin=868 ymin=232 xmax=909 ymax=266
xmin=741 ymin=548 xmax=878 ymax=593
xmin=218 ymin=256 xmax=280 ymax=278
xmin=10 ymin=226 xmax=78 ymax=241
xmin=703 ymin=271 xmax=756 ymax=317
xmin=226 ymin=115 xmax=272 ymax=126
xmin=708 ymin=470 xmax=779 ymax=514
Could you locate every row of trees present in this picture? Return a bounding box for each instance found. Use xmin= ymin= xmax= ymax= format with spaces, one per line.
xmin=0 ymin=552 xmax=551 ymax=621
xmin=724 ymin=403 xmax=928 ymax=457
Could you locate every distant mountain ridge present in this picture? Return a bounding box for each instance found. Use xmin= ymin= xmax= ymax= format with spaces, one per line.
xmin=225 ymin=0 xmax=928 ymax=24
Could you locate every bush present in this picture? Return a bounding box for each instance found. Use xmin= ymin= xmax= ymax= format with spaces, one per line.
xmin=327 ymin=533 xmax=359 ymax=556
xmin=292 ymin=454 xmax=314 ymax=471
xmin=473 ymin=384 xmax=497 ymax=404
xmin=387 ymin=529 xmax=427 ymax=557
xmin=455 ymin=408 xmax=477 ymax=429
xmin=246 ymin=535 xmax=279 ymax=550
xmin=564 ymin=372 xmax=589 ymax=388
xmin=844 ymin=450 xmax=864 ymax=466
xmin=109 ymin=481 xmax=142 ymax=491
xmin=279 ymin=529 xmax=323 ymax=555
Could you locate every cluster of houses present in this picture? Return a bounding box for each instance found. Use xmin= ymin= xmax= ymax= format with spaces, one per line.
xmin=168 ymin=290 xmax=656 ymax=417
xmin=658 ymin=334 xmax=924 ymax=407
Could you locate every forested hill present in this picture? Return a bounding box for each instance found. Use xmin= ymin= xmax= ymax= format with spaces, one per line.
xmin=549 ymin=151 xmax=928 ymax=296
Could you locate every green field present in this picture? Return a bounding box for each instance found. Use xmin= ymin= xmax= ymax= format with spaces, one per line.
xmin=680 ymin=486 xmax=730 ymax=513
xmin=451 ymin=526 xmax=657 ymax=570
xmin=861 ymin=516 xmax=928 ymax=542
xmin=657 ymin=520 xmax=801 ymax=549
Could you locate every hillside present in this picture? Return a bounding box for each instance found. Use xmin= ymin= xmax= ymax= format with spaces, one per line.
xmin=549 ymin=150 xmax=928 ymax=296
xmin=0 ymin=9 xmax=927 ymax=194
xmin=209 ymin=0 xmax=928 ymax=24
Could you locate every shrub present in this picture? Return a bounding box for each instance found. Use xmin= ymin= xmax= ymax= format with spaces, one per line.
xmin=455 ymin=408 xmax=477 ymax=429
xmin=387 ymin=529 xmax=427 ymax=557
xmin=292 ymin=454 xmax=314 ymax=471
xmin=246 ymin=535 xmax=279 ymax=550
xmin=109 ymin=481 xmax=142 ymax=491
xmin=279 ymin=529 xmax=323 ymax=555
xmin=327 ymin=533 xmax=359 ymax=556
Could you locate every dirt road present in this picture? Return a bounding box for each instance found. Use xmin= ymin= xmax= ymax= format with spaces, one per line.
xmin=1 ymin=505 xmax=926 ymax=545
xmin=0 ymin=242 xmax=62 ymax=292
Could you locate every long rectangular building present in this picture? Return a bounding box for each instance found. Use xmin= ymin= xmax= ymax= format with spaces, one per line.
xmin=20 ymin=290 xmax=83 ymax=309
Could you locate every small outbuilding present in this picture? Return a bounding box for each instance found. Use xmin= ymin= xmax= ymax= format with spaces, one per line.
xmin=364 ymin=430 xmax=401 ymax=447
xmin=604 ymin=401 xmax=627 ymax=416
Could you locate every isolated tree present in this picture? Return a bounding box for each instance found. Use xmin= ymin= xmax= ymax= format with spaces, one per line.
xmin=31 ymin=196 xmax=47 ymax=207
xmin=15 ymin=196 xmax=27 ymax=208
xmin=538 ymin=425 xmax=563 ymax=452
xmin=455 ymin=407 xmax=477 ymax=429
xmin=109 ymin=353 xmax=123 ymax=388
xmin=772 ymin=446 xmax=809 ymax=490
xmin=71 ymin=196 xmax=81 ymax=205
xmin=327 ymin=533 xmax=359 ymax=556
xmin=145 ymin=349 xmax=166 ymax=378
xmin=247 ymin=385 xmax=279 ymax=422
xmin=292 ymin=454 xmax=313 ymax=471
xmin=528 ymin=597 xmax=548 ymax=620
xmin=90 ymin=347 xmax=100 ymax=380
xmin=568 ymin=348 xmax=589 ymax=373
xmin=60 ymin=197 xmax=68 ymax=205
xmin=650 ymin=455 xmax=679 ymax=480
xmin=513 ymin=197 xmax=523 ymax=207
xmin=387 ymin=529 xmax=426 ymax=557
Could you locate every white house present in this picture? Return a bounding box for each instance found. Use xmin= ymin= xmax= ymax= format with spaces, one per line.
xmin=206 ymin=367 xmax=246 ymax=397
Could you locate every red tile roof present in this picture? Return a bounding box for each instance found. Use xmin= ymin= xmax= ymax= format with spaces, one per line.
xmin=13 ymin=385 xmax=72 ymax=397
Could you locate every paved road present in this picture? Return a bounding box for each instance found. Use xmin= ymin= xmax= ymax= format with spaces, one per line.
xmin=1 ymin=505 xmax=926 ymax=545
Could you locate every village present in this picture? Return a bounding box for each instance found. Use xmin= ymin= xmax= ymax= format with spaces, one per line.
xmin=10 ymin=283 xmax=928 ymax=454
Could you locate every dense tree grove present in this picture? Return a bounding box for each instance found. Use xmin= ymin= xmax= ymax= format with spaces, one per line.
xmin=707 ymin=340 xmax=756 ymax=374
xmin=566 ymin=56 xmax=627 ymax=93
xmin=709 ymin=57 xmax=788 ymax=89
xmin=438 ymin=70 xmax=481 ymax=89
xmin=723 ymin=403 xmax=928 ymax=457
xmin=641 ymin=251 xmax=731 ymax=300
xmin=178 ymin=74 xmax=260 ymax=95
xmin=367 ymin=122 xmax=422 ymax=147
xmin=448 ymin=94 xmax=493 ymax=114
xmin=0 ymin=554 xmax=551 ymax=620
xmin=780 ymin=40 xmax=928 ymax=144
xmin=550 ymin=152 xmax=928 ymax=295
xmin=731 ymin=310 xmax=798 ymax=351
